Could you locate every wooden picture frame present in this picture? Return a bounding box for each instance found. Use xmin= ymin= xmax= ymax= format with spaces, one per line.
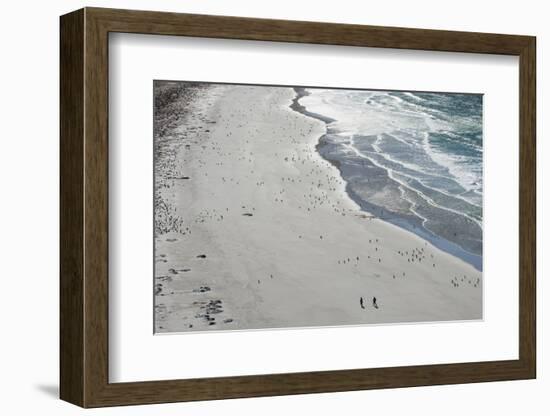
xmin=60 ymin=7 xmax=536 ymax=408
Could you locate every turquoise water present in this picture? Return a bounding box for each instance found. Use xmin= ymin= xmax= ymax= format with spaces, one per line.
xmin=298 ymin=89 xmax=483 ymax=270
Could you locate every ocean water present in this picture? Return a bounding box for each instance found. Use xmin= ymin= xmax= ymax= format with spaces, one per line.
xmin=299 ymin=88 xmax=483 ymax=270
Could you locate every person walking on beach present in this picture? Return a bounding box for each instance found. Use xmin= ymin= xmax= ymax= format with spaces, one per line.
xmin=372 ymin=297 xmax=379 ymax=309
xmin=360 ymin=297 xmax=365 ymax=309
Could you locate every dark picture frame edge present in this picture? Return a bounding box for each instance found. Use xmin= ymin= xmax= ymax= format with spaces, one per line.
xmin=60 ymin=7 xmax=536 ymax=408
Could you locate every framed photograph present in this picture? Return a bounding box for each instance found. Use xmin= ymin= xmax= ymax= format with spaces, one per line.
xmin=60 ymin=7 xmax=536 ymax=407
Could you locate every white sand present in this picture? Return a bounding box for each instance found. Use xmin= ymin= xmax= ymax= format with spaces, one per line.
xmin=154 ymin=84 xmax=482 ymax=333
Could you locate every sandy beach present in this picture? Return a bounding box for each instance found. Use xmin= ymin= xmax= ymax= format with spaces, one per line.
xmin=154 ymin=82 xmax=482 ymax=333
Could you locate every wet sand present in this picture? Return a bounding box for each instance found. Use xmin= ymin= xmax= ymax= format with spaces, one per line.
xmin=154 ymin=82 xmax=482 ymax=333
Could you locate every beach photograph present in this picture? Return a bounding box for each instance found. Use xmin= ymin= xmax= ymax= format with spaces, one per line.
xmin=153 ymin=80 xmax=483 ymax=333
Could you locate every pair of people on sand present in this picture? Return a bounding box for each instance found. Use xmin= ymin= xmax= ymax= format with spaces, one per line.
xmin=360 ymin=296 xmax=378 ymax=309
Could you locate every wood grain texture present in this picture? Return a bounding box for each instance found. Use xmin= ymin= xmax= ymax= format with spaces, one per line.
xmin=59 ymin=8 xmax=84 ymax=407
xmin=59 ymin=7 xmax=537 ymax=408
xmin=89 ymin=7 xmax=532 ymax=55
xmin=83 ymin=10 xmax=110 ymax=406
xmin=518 ymin=38 xmax=536 ymax=375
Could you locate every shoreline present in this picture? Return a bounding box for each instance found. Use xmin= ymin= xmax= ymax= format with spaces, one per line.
xmin=154 ymin=82 xmax=482 ymax=333
xmin=290 ymin=87 xmax=482 ymax=271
